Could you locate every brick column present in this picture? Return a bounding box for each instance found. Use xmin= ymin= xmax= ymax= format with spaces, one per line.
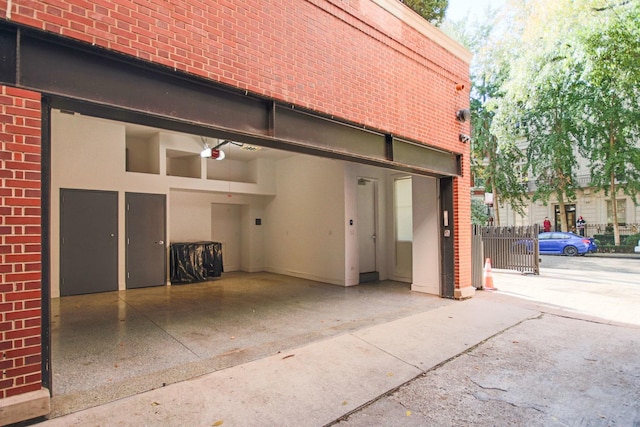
xmin=0 ymin=86 xmax=49 ymax=424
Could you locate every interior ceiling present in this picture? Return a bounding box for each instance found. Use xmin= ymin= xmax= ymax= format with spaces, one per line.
xmin=123 ymin=120 xmax=294 ymax=162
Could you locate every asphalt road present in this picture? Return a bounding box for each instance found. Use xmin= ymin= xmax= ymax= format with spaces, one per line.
xmin=540 ymin=253 xmax=640 ymax=274
xmin=332 ymin=256 xmax=640 ymax=426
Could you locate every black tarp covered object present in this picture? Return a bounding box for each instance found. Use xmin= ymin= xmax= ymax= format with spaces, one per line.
xmin=170 ymin=241 xmax=223 ymax=284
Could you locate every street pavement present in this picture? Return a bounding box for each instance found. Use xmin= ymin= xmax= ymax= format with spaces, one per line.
xmin=334 ymin=255 xmax=640 ymax=426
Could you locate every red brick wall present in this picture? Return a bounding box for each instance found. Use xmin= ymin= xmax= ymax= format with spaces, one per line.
xmin=4 ymin=0 xmax=470 ymax=151
xmin=0 ymin=86 xmax=43 ymax=398
xmin=455 ymin=159 xmax=472 ymax=291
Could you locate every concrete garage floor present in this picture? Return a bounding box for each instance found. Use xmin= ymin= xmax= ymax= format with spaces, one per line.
xmin=50 ymin=272 xmax=453 ymax=417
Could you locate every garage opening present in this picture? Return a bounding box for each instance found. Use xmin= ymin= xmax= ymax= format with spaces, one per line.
xmin=47 ymin=109 xmax=446 ymax=415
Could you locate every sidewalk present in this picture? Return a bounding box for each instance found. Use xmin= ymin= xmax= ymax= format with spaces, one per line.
xmin=35 ymin=298 xmax=537 ymax=426
xmin=586 ymin=252 xmax=640 ymax=259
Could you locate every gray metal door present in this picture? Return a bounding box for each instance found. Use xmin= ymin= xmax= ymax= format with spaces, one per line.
xmin=126 ymin=192 xmax=166 ymax=289
xmin=60 ymin=189 xmax=118 ymax=296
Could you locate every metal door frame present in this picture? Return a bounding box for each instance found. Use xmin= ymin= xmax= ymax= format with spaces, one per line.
xmin=439 ymin=177 xmax=455 ymax=298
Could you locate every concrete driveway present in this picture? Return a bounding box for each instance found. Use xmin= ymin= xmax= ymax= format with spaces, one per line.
xmin=335 ymin=256 xmax=640 ymax=426
xmin=491 ymin=255 xmax=640 ymax=326
xmin=33 ymin=257 xmax=640 ymax=426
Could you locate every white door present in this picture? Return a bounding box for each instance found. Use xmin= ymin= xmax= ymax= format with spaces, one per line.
xmin=357 ymin=178 xmax=377 ymax=273
xmin=211 ymin=204 xmax=241 ymax=271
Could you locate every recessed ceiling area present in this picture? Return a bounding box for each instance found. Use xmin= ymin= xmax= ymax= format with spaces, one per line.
xmin=122 ymin=120 xmax=294 ymax=162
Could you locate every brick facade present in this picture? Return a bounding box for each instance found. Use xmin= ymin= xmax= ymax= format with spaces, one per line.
xmin=5 ymin=0 xmax=470 ymax=151
xmin=0 ymin=86 xmax=43 ymax=399
xmin=0 ymin=0 xmax=472 ymax=411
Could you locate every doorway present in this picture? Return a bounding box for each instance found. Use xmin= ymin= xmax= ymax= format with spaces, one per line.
xmin=555 ymin=204 xmax=576 ymax=233
xmin=357 ymin=177 xmax=378 ymax=282
xmin=60 ymin=189 xmax=118 ymax=296
xmin=126 ymin=192 xmax=167 ymax=289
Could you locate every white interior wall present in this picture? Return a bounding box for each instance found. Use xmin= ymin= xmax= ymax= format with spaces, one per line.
xmin=411 ymin=175 xmax=440 ymax=295
xmin=168 ymin=190 xmax=266 ymax=273
xmin=264 ymin=155 xmax=347 ymax=285
xmin=240 ymin=201 xmax=267 ymax=272
xmin=51 ymin=111 xmax=433 ymax=296
xmin=210 ymin=204 xmax=241 ymax=271
xmin=50 ymin=111 xmax=274 ymax=297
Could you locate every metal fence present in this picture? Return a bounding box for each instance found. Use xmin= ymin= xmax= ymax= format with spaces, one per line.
xmin=585 ymin=223 xmax=640 ymax=239
xmin=472 ymin=225 xmax=539 ymax=288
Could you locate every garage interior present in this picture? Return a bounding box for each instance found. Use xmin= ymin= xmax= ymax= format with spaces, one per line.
xmin=50 ymin=272 xmax=454 ymax=417
xmin=48 ymin=110 xmax=447 ymax=415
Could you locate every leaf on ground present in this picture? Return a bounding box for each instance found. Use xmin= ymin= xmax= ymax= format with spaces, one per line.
xmin=212 ymin=421 xmax=224 ymax=426
xmin=151 ymin=401 xmax=160 ymax=406
xmin=406 ymin=410 xmax=412 ymax=416
xmin=342 ymin=401 xmax=348 ymax=406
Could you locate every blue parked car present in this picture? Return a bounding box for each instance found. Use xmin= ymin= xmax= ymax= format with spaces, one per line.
xmin=538 ymin=231 xmax=598 ymax=256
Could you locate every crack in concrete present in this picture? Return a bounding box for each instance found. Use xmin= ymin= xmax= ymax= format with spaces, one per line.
xmin=469 ymin=378 xmax=508 ymax=392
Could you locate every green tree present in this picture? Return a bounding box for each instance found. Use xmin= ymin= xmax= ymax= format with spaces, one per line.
xmin=471 ymin=197 xmax=490 ymax=225
xmin=471 ymin=70 xmax=528 ymax=226
xmin=491 ymin=0 xmax=596 ymax=232
xmin=580 ymin=1 xmax=640 ymax=244
xmin=401 ymin=0 xmax=449 ymax=25
xmin=447 ymin=6 xmax=528 ymax=226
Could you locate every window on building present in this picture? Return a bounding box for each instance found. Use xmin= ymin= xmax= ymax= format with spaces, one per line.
xmin=606 ymin=199 xmax=626 ymax=224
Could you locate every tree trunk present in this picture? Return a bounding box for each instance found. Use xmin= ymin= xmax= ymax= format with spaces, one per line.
xmin=609 ymin=127 xmax=621 ymax=246
xmin=557 ymin=191 xmax=568 ymax=232
xmin=492 ymin=180 xmax=500 ymax=226
xmin=611 ymin=172 xmax=620 ymax=246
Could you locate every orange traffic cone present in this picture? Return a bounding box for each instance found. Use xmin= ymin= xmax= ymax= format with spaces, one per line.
xmin=483 ymin=258 xmax=496 ymax=290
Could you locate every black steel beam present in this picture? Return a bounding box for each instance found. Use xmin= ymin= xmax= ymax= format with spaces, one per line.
xmin=394 ymin=138 xmax=461 ymax=177
xmin=0 ymin=22 xmax=461 ymax=178
xmin=0 ymin=26 xmax=17 ymax=86
xmin=19 ymin=34 xmax=271 ymax=136
xmin=275 ymin=105 xmax=388 ymax=160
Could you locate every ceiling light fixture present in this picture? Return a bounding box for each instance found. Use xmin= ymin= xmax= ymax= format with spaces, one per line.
xmin=201 ymin=137 xmax=235 ymax=160
xmin=200 ymin=138 xmax=255 ymax=159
